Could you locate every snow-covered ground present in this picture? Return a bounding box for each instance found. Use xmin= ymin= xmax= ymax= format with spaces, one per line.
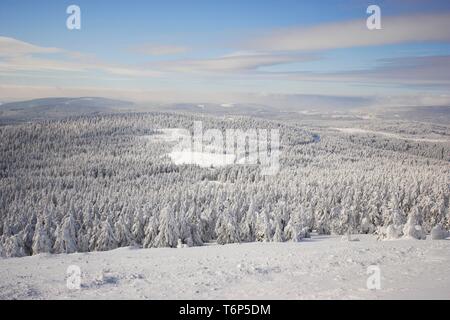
xmin=1 ymin=235 xmax=449 ymax=300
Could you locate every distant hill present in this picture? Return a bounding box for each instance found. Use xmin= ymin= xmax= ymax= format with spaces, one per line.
xmin=151 ymin=103 xmax=296 ymax=119
xmin=375 ymin=106 xmax=450 ymax=124
xmin=0 ymin=97 xmax=135 ymax=125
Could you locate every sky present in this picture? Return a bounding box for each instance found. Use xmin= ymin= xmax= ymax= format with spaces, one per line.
xmin=1 ymin=0 xmax=450 ymax=108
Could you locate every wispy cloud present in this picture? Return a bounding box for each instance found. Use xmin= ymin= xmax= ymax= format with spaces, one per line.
xmin=278 ymin=55 xmax=450 ymax=88
xmin=158 ymin=51 xmax=316 ymax=73
xmin=247 ymin=13 xmax=450 ymax=52
xmin=0 ymin=36 xmax=62 ymax=56
xmin=0 ymin=37 xmax=161 ymax=77
xmin=130 ymin=44 xmax=189 ymax=56
xmin=350 ymin=55 xmax=450 ymax=84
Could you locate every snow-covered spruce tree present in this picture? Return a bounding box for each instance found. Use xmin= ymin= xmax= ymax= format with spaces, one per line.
xmin=215 ymin=205 xmax=240 ymax=245
xmin=285 ymin=206 xmax=306 ymax=242
xmin=200 ymin=207 xmax=215 ymax=243
xmin=360 ymin=196 xmax=378 ymax=234
xmin=77 ymin=220 xmax=91 ymax=253
xmin=95 ymin=218 xmax=119 ymax=251
xmin=22 ymin=220 xmax=35 ymax=255
xmin=53 ymin=214 xmax=78 ymax=254
xmin=303 ymin=205 xmax=314 ymax=232
xmin=329 ymin=206 xmax=348 ymax=235
xmin=272 ymin=214 xmax=285 ymax=242
xmin=131 ymin=210 xmax=145 ymax=244
xmin=154 ymin=206 xmax=179 ymax=248
xmin=32 ymin=217 xmax=52 ymax=255
xmin=143 ymin=215 xmax=159 ymax=248
xmin=240 ymin=201 xmax=257 ymax=242
xmin=88 ymin=218 xmax=100 ymax=252
xmin=114 ymin=214 xmax=134 ymax=247
xmin=348 ymin=205 xmax=361 ymax=235
xmin=384 ymin=194 xmax=406 ymax=227
xmin=423 ymin=196 xmax=447 ymax=233
xmin=367 ymin=195 xmax=382 ymax=227
xmin=255 ymin=208 xmax=272 ymax=242
xmin=379 ymin=195 xmax=408 ymax=240
xmin=177 ymin=210 xmax=192 ymax=247
xmin=3 ymin=233 xmax=27 ymax=258
xmin=315 ymin=206 xmax=330 ymax=235
xmin=403 ymin=206 xmax=426 ymax=240
xmin=183 ymin=206 xmax=203 ymax=247
xmin=446 ymin=205 xmax=450 ymax=230
xmin=0 ymin=238 xmax=4 ymax=258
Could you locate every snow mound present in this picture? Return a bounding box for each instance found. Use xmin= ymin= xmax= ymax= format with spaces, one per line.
xmin=403 ymin=224 xmax=426 ymax=240
xmin=431 ymin=225 xmax=449 ymax=240
xmin=384 ymin=225 xmax=403 ymax=240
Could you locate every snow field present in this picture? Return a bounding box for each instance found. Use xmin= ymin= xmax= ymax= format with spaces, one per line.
xmin=1 ymin=235 xmax=449 ymax=300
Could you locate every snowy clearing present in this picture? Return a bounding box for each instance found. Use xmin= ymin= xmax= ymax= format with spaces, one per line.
xmin=1 ymin=235 xmax=449 ymax=300
xmin=169 ymin=149 xmax=261 ymax=168
xmin=144 ymin=128 xmax=262 ymax=168
xmin=143 ymin=129 xmax=237 ymax=167
xmin=334 ymin=128 xmax=449 ymax=143
xmin=169 ymin=151 xmax=236 ymax=167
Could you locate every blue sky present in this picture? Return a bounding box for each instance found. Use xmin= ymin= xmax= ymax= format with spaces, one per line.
xmin=1 ymin=0 xmax=450 ymax=107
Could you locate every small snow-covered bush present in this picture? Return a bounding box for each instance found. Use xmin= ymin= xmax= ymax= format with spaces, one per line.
xmin=403 ymin=224 xmax=426 ymax=240
xmin=376 ymin=226 xmax=386 ymax=239
xmin=301 ymin=227 xmax=311 ymax=239
xmin=377 ymin=224 xmax=403 ymax=240
xmin=176 ymin=238 xmax=189 ymax=248
xmin=2 ymin=234 xmax=27 ymax=258
xmin=431 ymin=225 xmax=449 ymax=240
xmin=361 ymin=217 xmax=375 ymax=234
xmin=386 ymin=225 xmax=403 ymax=240
xmin=402 ymin=209 xmax=426 ymax=240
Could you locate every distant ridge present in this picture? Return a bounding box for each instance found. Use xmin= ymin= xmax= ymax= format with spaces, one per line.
xmin=0 ymin=97 xmax=135 ymax=124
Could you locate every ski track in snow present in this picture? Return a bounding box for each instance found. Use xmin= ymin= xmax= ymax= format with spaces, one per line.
xmin=1 ymin=235 xmax=449 ymax=300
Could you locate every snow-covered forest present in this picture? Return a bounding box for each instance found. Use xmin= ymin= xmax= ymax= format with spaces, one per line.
xmin=0 ymin=111 xmax=449 ymax=257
